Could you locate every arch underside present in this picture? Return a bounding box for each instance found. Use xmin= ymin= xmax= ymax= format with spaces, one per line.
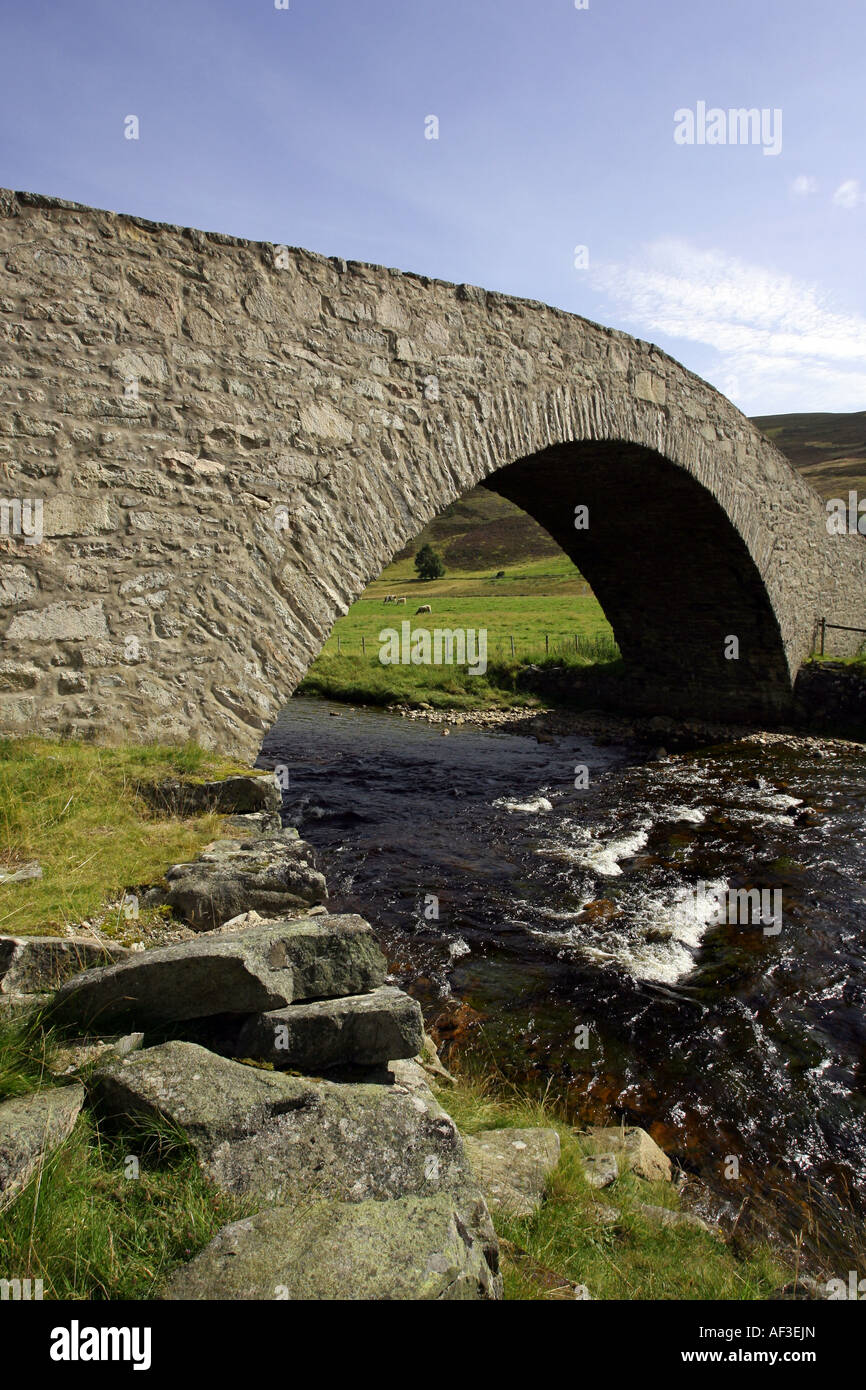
xmin=483 ymin=440 xmax=794 ymax=722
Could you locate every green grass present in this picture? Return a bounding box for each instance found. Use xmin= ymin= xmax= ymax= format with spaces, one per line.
xmin=0 ymin=1097 xmax=252 ymax=1299
xmin=437 ymin=1064 xmax=792 ymax=1301
xmin=300 ymin=554 xmax=620 ymax=706
xmin=0 ymin=1013 xmax=792 ymax=1302
xmin=0 ymin=1007 xmax=60 ymax=1100
xmin=0 ymin=738 xmax=248 ymax=937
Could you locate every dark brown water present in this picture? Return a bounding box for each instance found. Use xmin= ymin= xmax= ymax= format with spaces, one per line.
xmin=262 ymin=698 xmax=866 ymax=1261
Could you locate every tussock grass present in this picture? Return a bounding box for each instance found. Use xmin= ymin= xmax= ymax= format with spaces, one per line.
xmin=0 ymin=1104 xmax=252 ymax=1300
xmin=0 ymin=1007 xmax=60 ymax=1100
xmin=437 ymin=1063 xmax=791 ymax=1301
xmin=0 ymin=738 xmax=246 ymax=936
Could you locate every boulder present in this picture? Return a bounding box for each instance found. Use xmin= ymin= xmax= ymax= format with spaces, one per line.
xmin=582 ymin=1153 xmax=618 ymax=1189
xmin=141 ymin=774 xmax=281 ymax=817
xmin=162 ymin=1192 xmax=501 ymax=1300
xmin=577 ymin=1125 xmax=672 ymax=1183
xmin=163 ymin=831 xmax=327 ymax=930
xmin=0 ymin=934 xmax=130 ymax=998
xmin=235 ymin=986 xmax=424 ymax=1071
xmin=639 ymin=1202 xmax=716 ymax=1234
xmin=464 ymin=1127 xmax=561 ymax=1217
xmin=0 ymin=1084 xmax=84 ymax=1211
xmin=92 ymin=1041 xmax=478 ymax=1207
xmin=49 ymin=916 xmax=385 ymax=1031
xmin=222 ymin=811 xmax=282 ymax=835
xmin=49 ymin=1032 xmax=144 ymax=1077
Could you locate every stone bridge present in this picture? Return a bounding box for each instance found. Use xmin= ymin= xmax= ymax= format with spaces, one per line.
xmin=0 ymin=190 xmax=863 ymax=759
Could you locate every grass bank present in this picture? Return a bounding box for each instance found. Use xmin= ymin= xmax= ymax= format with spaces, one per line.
xmin=0 ymin=1013 xmax=252 ymax=1298
xmin=298 ymin=645 xmax=621 ymax=711
xmin=435 ymin=1063 xmax=793 ymax=1301
xmin=0 ymin=739 xmax=247 ymax=938
xmin=0 ymin=1006 xmax=793 ymax=1301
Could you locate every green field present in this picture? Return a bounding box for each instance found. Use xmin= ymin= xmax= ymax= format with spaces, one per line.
xmin=301 ymin=412 xmax=866 ymax=709
xmin=300 ymin=554 xmax=620 ymax=707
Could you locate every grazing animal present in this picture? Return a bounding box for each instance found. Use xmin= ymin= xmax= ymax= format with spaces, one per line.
xmin=396 ymin=595 xmax=407 ymax=604
xmin=416 ymin=604 xmax=431 ymax=615
xmin=382 ymin=594 xmax=394 ymax=604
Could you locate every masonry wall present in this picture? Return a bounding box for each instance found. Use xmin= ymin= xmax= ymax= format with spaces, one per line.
xmin=1 ymin=190 xmax=863 ymax=759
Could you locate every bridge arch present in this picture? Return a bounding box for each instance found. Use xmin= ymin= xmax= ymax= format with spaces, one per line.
xmin=0 ymin=190 xmax=862 ymax=757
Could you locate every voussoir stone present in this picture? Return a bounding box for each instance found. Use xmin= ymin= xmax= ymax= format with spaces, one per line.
xmin=0 ymin=1083 xmax=84 ymax=1211
xmin=0 ymin=934 xmax=130 ymax=997
xmin=91 ymin=1041 xmax=481 ymax=1208
xmin=162 ymin=1191 xmax=501 ymax=1301
xmin=163 ymin=831 xmax=327 ymax=930
xmin=577 ymin=1125 xmax=672 ymax=1183
xmin=235 ymin=986 xmax=424 ymax=1070
xmin=464 ymin=1126 xmax=561 ymax=1217
xmin=48 ymin=916 xmax=385 ymax=1030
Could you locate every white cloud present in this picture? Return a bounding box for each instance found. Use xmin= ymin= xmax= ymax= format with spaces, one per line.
xmin=592 ymin=240 xmax=866 ymax=413
xmin=833 ymin=179 xmax=865 ymax=209
xmin=791 ymin=174 xmax=817 ymax=196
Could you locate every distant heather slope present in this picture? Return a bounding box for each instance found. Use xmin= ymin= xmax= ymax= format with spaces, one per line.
xmin=396 ymin=411 xmax=866 ymax=571
xmin=751 ymin=411 xmax=866 ymax=503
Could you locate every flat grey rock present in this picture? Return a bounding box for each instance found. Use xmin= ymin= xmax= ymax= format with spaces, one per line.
xmin=92 ymin=1040 xmax=478 ymax=1207
xmin=639 ymin=1202 xmax=716 ymax=1233
xmin=0 ymin=1084 xmax=84 ymax=1211
xmin=162 ymin=1191 xmax=501 ymax=1301
xmin=142 ymin=774 xmax=281 ymax=816
xmin=582 ymin=1153 xmax=619 ymax=1189
xmin=0 ymin=934 xmax=130 ymax=997
xmin=577 ymin=1125 xmax=672 ymax=1183
xmin=464 ymin=1126 xmax=561 ymax=1217
xmin=235 ymin=986 xmax=424 ymax=1070
xmin=164 ymin=832 xmax=327 ymax=930
xmin=49 ymin=916 xmax=385 ymax=1031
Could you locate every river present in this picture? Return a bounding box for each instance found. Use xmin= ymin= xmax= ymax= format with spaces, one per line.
xmin=261 ymin=697 xmax=866 ymax=1263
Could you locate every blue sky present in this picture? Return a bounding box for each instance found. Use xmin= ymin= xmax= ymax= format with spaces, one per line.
xmin=2 ymin=0 xmax=864 ymax=413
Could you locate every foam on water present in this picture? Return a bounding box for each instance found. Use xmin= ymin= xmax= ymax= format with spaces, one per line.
xmin=495 ymin=794 xmax=554 ymax=814
xmin=532 ymin=877 xmax=730 ymax=983
xmin=542 ymin=822 xmax=652 ymax=876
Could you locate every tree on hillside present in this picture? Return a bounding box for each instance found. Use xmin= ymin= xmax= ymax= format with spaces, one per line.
xmin=414 ymin=543 xmax=445 ymax=581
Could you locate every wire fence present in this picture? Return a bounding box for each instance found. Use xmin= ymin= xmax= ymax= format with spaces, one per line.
xmin=326 ymin=631 xmax=621 ymax=662
xmin=815 ymin=617 xmax=866 ymax=658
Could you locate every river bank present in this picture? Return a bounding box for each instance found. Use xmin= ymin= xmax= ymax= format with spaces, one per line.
xmin=263 ymin=697 xmax=866 ymax=1273
xmin=0 ymin=742 xmax=806 ymax=1299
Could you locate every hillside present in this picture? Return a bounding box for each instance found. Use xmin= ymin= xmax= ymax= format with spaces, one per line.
xmin=391 ymin=411 xmax=865 ymax=574
xmin=751 ymin=411 xmax=866 ymax=501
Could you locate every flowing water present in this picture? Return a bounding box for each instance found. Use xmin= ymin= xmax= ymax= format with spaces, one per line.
xmin=262 ymin=697 xmax=866 ymax=1259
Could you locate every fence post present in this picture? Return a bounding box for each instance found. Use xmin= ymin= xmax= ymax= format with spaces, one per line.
xmin=820 ymin=618 xmax=825 ymax=657
xmin=337 ymin=635 xmax=341 ymax=656
xmin=545 ymin=633 xmax=549 ymax=655
xmin=510 ymin=634 xmax=515 ymax=657
xmin=361 ymin=635 xmax=366 ymax=656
